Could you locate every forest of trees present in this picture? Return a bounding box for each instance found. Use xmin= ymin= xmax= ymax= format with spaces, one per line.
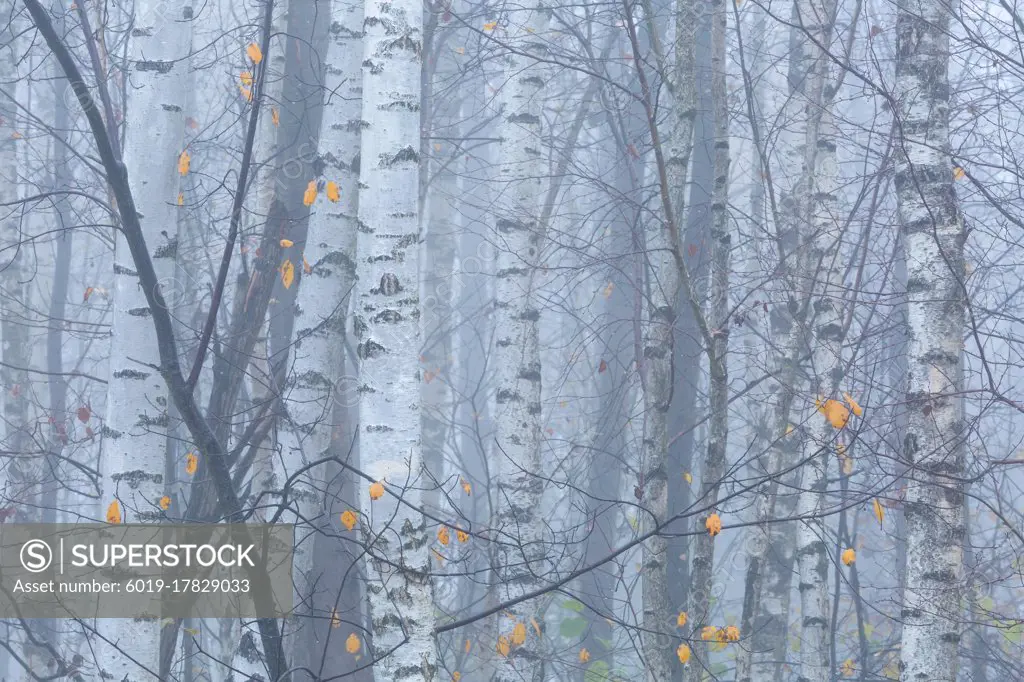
xmin=0 ymin=0 xmax=1019 ymax=676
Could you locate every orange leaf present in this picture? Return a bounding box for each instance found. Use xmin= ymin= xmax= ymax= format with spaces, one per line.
xmin=579 ymin=648 xmax=590 ymax=663
xmin=700 ymin=626 xmax=717 ymax=641
xmin=677 ymin=643 xmax=691 ymax=664
xmin=872 ymin=498 xmax=885 ymax=527
xmin=530 ymin=617 xmax=541 ymax=637
xmin=452 ymin=674 xmax=461 ymax=682
xmin=461 ymin=478 xmax=472 ymax=495
xmin=723 ymin=625 xmax=740 ymax=642
xmin=106 ymin=500 xmax=122 ymax=524
xmin=598 ymin=359 xmax=608 ymax=373
xmin=677 ymin=611 xmax=688 ymax=627
xmin=239 ymin=86 xmax=253 ymax=102
xmin=820 ymin=398 xmax=850 ymax=429
xmin=177 ymin=192 xmax=184 ymax=206
xmin=457 ymin=529 xmax=469 ymax=543
xmin=345 ymin=633 xmax=360 ymax=653
xmin=340 ymin=509 xmax=357 ymax=531
xmin=953 ymin=166 xmax=965 ymax=180
xmin=511 ymin=622 xmax=527 ymax=646
xmin=302 ymin=256 xmax=312 ymax=274
xmin=271 ymin=107 xmax=280 ymax=127
xmin=303 ymin=180 xmax=317 ymax=207
xmin=240 ymin=71 xmax=253 ymax=87
xmin=496 ymin=635 xmax=510 ymax=657
xmin=326 ymin=180 xmax=340 ymax=203
xmin=842 ymin=547 xmax=856 ymax=565
xmin=280 ymin=259 xmax=295 ymax=289
xmin=178 ymin=149 xmax=190 ymax=176
xmin=464 ymin=639 xmax=471 ymax=653
xmin=280 ymin=238 xmax=294 ymax=248
xmin=706 ymin=513 xmax=722 ymax=537
xmin=185 ymin=451 xmax=198 ymax=475
xmin=369 ymin=481 xmax=385 ymax=500
xmin=438 ymin=526 xmax=450 ymax=546
xmin=602 ymin=281 xmax=614 ymax=298
xmin=159 ymin=496 xmax=171 ymax=510
xmin=83 ymin=286 xmax=94 ymax=302
xmin=483 ymin=20 xmax=497 ymax=31
xmin=246 ymin=42 xmax=263 ymax=64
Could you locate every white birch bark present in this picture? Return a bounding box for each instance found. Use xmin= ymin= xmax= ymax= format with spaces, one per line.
xmin=894 ymin=0 xmax=966 ymax=677
xmin=490 ymin=6 xmax=550 ymax=681
xmin=639 ymin=0 xmax=698 ymax=677
xmin=99 ymin=0 xmax=191 ymax=675
xmin=353 ymin=0 xmax=436 ymax=676
xmin=275 ymin=0 xmax=361 ymax=664
xmin=680 ymin=0 xmax=730 ymax=676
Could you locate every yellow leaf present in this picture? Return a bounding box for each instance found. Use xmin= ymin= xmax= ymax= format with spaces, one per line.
xmin=303 ymin=256 xmax=312 ymax=274
xmin=786 ymin=424 xmax=794 ymax=435
xmin=303 ymin=180 xmax=317 ymax=206
xmin=677 ymin=643 xmax=691 ymax=664
xmin=240 ymin=71 xmax=253 ymax=87
xmin=461 ymin=478 xmax=472 ymax=495
xmin=700 ymin=625 xmax=718 ymax=641
xmin=340 ymin=509 xmax=357 ymax=531
xmin=723 ymin=625 xmax=740 ymax=642
xmin=246 ymin=42 xmax=263 ymax=64
xmin=331 ymin=610 xmax=341 ymax=628
xmin=843 ymin=392 xmax=863 ymax=417
xmin=511 ymin=622 xmax=527 ymax=646
xmin=464 ymin=639 xmax=471 ymax=653
xmin=820 ymin=397 xmax=850 ymax=429
xmin=873 ymin=498 xmax=885 ymax=527
xmin=280 ymin=259 xmax=295 ymax=289
xmin=953 ymin=166 xmax=965 ymax=180
xmin=496 ymin=635 xmax=510 ymax=657
xmin=159 ymin=496 xmax=171 ymax=510
xmin=280 ymin=238 xmax=294 ymax=248
xmin=271 ymin=107 xmax=280 ymax=127
xmin=841 ymin=658 xmax=856 ymax=677
xmin=185 ymin=451 xmax=198 ymax=476
xmin=177 ymin=192 xmax=184 ymax=206
xmin=106 ymin=500 xmax=122 ymax=524
xmin=842 ymin=547 xmax=856 ymax=565
xmin=677 ymin=611 xmax=688 ymax=627
xmin=345 ymin=632 xmax=360 ymax=653
xmin=483 ymin=20 xmax=497 ymax=31
xmin=438 ymin=526 xmax=450 ymax=546
xmin=579 ymin=648 xmax=590 ymax=663
xmin=683 ymin=472 xmax=692 ymax=484
xmin=326 ymin=180 xmax=340 ymax=203
xmin=457 ymin=529 xmax=469 ymax=543
xmin=183 ymin=626 xmax=200 ymax=635
xmin=369 ymin=481 xmax=385 ymax=500
xmin=178 ymin=150 xmax=190 ymax=176
xmin=452 ymin=673 xmax=461 ymax=682
xmin=706 ymin=513 xmax=722 ymax=537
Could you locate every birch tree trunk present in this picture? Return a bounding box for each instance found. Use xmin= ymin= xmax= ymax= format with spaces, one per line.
xmin=639 ymin=0 xmax=698 ymax=677
xmin=680 ymin=0 xmax=730 ymax=676
xmin=99 ymin=0 xmax=191 ymax=676
xmin=275 ymin=0 xmax=361 ymax=666
xmin=894 ymin=0 xmax=966 ymax=676
xmin=353 ymin=0 xmax=436 ymax=676
xmin=795 ymin=84 xmax=839 ymax=682
xmin=490 ymin=6 xmax=550 ymax=681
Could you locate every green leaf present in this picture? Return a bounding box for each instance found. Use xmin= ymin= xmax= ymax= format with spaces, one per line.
xmin=584 ymin=661 xmax=611 ymax=682
xmin=561 ymin=599 xmax=585 ymax=613
xmin=560 ymin=616 xmax=587 ymax=639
